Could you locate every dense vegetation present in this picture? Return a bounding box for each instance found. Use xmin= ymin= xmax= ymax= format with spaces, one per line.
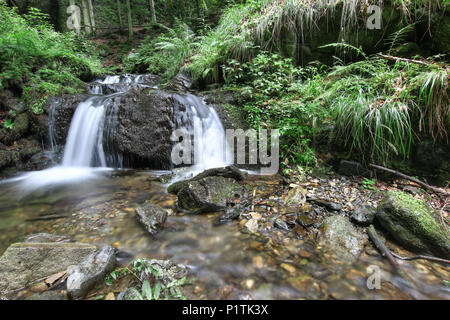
xmin=1 ymin=0 xmax=449 ymax=170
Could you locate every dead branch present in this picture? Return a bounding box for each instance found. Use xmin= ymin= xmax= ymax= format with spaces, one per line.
xmin=391 ymin=252 xmax=450 ymax=265
xmin=369 ymin=163 xmax=450 ymax=197
xmin=376 ymin=53 xmax=433 ymax=66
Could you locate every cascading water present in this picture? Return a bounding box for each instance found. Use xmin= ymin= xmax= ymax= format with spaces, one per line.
xmin=5 ymin=74 xmax=233 ymax=191
xmin=173 ymin=93 xmax=231 ymax=172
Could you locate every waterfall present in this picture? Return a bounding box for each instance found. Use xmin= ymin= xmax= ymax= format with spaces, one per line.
xmin=173 ymin=94 xmax=231 ymax=171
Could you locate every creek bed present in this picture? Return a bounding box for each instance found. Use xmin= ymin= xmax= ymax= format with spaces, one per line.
xmin=0 ymin=170 xmax=448 ymax=300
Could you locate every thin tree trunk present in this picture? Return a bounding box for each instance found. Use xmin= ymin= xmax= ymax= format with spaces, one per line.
xmin=148 ymin=0 xmax=156 ymax=24
xmin=116 ymin=0 xmax=123 ymax=30
xmin=69 ymin=0 xmax=81 ymax=35
xmin=87 ymin=0 xmax=96 ymax=34
xmin=126 ymin=0 xmax=133 ymax=39
xmin=81 ymin=0 xmax=91 ymax=34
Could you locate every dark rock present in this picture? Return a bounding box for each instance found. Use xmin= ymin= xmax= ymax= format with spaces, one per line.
xmin=274 ymin=217 xmax=290 ymax=231
xmin=0 ymin=242 xmax=98 ymax=292
xmin=135 ymin=201 xmax=168 ymax=235
xmin=25 ymin=151 xmax=59 ymax=171
xmin=297 ymin=214 xmax=315 ymax=228
xmin=115 ymin=89 xmax=175 ymax=169
xmin=0 ymin=150 xmax=17 ymax=170
xmin=170 ymin=173 xmax=245 ymax=214
xmin=166 ymin=73 xmax=193 ymax=92
xmin=46 ymin=95 xmax=89 ymax=146
xmin=351 ymin=205 xmax=376 ymax=226
xmin=214 ymin=200 xmax=249 ymax=226
xmin=10 ymin=102 xmax=27 ymax=114
xmin=338 ymin=160 xmax=373 ymax=178
xmin=168 ymin=166 xmax=245 ymax=195
xmin=376 ymin=190 xmax=450 ymax=258
xmin=66 ymin=246 xmax=116 ymax=299
xmin=313 ymin=199 xmax=342 ymax=211
xmin=1 ymin=113 xmax=29 ymax=145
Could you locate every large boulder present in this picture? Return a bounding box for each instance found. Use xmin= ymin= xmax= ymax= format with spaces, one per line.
xmin=115 ymin=89 xmax=175 ymax=169
xmin=66 ymin=246 xmax=116 ymax=299
xmin=376 ymin=190 xmax=450 ymax=258
xmin=135 ymin=201 xmax=168 ymax=235
xmin=0 ymin=242 xmax=98 ymax=292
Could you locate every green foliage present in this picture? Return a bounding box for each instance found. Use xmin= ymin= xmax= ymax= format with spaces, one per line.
xmin=0 ymin=3 xmax=103 ymax=114
xmin=3 ymin=118 xmax=14 ymax=130
xmin=105 ymin=258 xmax=189 ymax=301
xmin=362 ymin=178 xmax=377 ymax=191
xmin=225 ymin=52 xmax=329 ymax=166
xmin=124 ymin=22 xmax=199 ymax=82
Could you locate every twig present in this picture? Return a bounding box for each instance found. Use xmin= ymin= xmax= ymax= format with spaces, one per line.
xmin=391 ymin=252 xmax=450 ymax=265
xmin=367 ymin=225 xmax=400 ymax=270
xmin=369 ymin=163 xmax=450 ymax=197
xmin=376 ymin=53 xmax=434 ymax=66
xmin=367 ymin=225 xmax=423 ymax=299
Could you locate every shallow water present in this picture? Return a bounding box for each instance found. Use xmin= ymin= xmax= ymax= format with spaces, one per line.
xmin=0 ymin=170 xmax=448 ymax=300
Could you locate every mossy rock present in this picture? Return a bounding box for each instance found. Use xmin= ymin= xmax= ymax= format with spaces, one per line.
xmin=376 ymin=190 xmax=450 ymax=258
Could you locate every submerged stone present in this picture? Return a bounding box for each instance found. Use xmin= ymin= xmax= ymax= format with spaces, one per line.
xmin=319 ymin=216 xmax=367 ymax=264
xmin=135 ymin=201 xmax=168 ymax=235
xmin=376 ymin=190 xmax=450 ymax=258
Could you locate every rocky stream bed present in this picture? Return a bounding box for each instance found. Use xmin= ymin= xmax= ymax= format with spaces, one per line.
xmin=0 ymin=165 xmax=448 ymax=300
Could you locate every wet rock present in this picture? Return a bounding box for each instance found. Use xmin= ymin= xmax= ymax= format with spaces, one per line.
xmin=168 ymin=171 xmax=245 ymax=214
xmin=1 ymin=113 xmax=29 ymax=145
xmin=25 ymin=290 xmax=67 ymax=300
xmin=214 ymin=200 xmax=249 ymax=226
xmin=0 ymin=150 xmax=17 ymax=170
xmin=0 ymin=242 xmax=98 ymax=292
xmin=297 ymin=214 xmax=315 ymax=228
xmin=10 ymin=102 xmax=27 ymax=114
xmin=313 ymin=199 xmax=343 ymax=211
xmin=24 ymin=233 xmax=72 ymax=243
xmin=46 ymin=95 xmax=88 ymax=146
xmin=351 ymin=205 xmax=376 ymax=226
xmin=273 ymin=217 xmax=290 ymax=231
xmin=319 ymin=216 xmax=367 ymax=263
xmin=338 ymin=160 xmax=372 ymax=178
xmin=67 ymin=246 xmax=116 ymax=299
xmin=376 ymin=190 xmax=450 ymax=258
xmin=168 ymin=166 xmax=245 ymax=195
xmin=115 ymin=89 xmax=175 ymax=169
xmin=285 ymin=187 xmax=307 ymax=206
xmin=166 ymin=73 xmax=193 ymax=92
xmin=135 ymin=201 xmax=168 ymax=235
xmin=25 ymin=151 xmax=59 ymax=171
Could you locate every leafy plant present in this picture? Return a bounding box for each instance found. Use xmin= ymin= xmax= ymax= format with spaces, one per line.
xmin=362 ymin=178 xmax=377 ymax=191
xmin=3 ymin=118 xmax=14 ymax=129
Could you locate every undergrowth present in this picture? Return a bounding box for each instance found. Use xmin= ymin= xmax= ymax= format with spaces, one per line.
xmin=0 ymin=3 xmax=103 ymax=114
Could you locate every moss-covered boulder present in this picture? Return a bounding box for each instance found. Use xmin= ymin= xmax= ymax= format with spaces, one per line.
xmin=376 ymin=190 xmax=450 ymax=258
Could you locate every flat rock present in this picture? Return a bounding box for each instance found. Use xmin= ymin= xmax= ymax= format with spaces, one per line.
xmin=67 ymin=246 xmax=116 ymax=299
xmin=0 ymin=242 xmax=98 ymax=292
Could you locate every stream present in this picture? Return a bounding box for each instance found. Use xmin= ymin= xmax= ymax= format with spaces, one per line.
xmin=0 ymin=74 xmax=448 ymax=300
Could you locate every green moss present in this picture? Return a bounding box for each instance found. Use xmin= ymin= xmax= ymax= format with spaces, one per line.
xmin=387 ymin=190 xmax=447 ymax=238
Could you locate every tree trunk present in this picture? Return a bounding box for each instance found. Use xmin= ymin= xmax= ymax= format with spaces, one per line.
xmin=87 ymin=0 xmax=96 ymax=34
xmin=50 ymin=0 xmax=61 ymax=31
xmin=116 ymin=0 xmax=123 ymax=30
xmin=148 ymin=0 xmax=156 ymax=24
xmin=126 ymin=0 xmax=133 ymax=39
xmin=81 ymin=0 xmax=91 ymax=34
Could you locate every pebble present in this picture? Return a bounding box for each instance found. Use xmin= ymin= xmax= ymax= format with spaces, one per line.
xmin=280 ymin=263 xmax=297 ymax=274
